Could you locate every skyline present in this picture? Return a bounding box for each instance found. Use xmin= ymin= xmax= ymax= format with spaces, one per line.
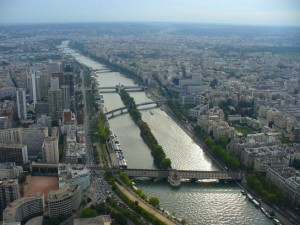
xmin=0 ymin=0 xmax=300 ymax=27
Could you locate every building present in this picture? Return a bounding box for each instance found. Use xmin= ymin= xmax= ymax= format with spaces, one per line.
xmin=0 ymin=163 xmax=23 ymax=180
xmin=0 ymin=179 xmax=20 ymax=210
xmin=48 ymin=184 xmax=81 ymax=218
xmin=3 ymin=193 xmax=44 ymax=223
xmin=61 ymin=85 xmax=70 ymax=109
xmin=73 ymin=215 xmax=112 ymax=225
xmin=22 ymin=127 xmax=48 ymax=159
xmin=43 ymin=137 xmax=59 ymax=164
xmin=0 ymin=87 xmax=16 ymax=99
xmin=16 ymin=88 xmax=27 ymax=120
xmin=0 ymin=116 xmax=10 ymax=129
xmin=26 ymin=69 xmax=41 ymax=104
xmin=58 ymin=164 xmax=90 ymax=192
xmin=48 ymin=78 xmax=63 ymax=120
xmin=0 ymin=144 xmax=28 ymax=165
xmin=267 ymin=167 xmax=300 ymax=206
xmin=0 ymin=129 xmax=22 ymax=145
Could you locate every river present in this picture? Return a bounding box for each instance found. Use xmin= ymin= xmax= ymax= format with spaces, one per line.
xmin=59 ymin=41 xmax=273 ymax=225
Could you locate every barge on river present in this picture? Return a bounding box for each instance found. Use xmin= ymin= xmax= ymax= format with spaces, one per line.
xmin=108 ymin=133 xmax=128 ymax=169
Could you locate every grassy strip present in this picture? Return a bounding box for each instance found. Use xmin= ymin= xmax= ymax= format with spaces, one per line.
xmin=111 ymin=183 xmax=167 ymax=225
xmin=100 ymin=143 xmax=108 ymax=167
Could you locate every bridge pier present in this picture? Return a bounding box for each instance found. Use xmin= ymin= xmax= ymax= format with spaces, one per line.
xmin=167 ymin=170 xmax=181 ymax=187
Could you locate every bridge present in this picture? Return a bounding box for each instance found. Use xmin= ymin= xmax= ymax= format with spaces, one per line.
xmin=89 ymin=167 xmax=245 ymax=186
xmin=104 ymin=101 xmax=160 ymax=118
xmin=99 ymin=85 xmax=147 ymax=93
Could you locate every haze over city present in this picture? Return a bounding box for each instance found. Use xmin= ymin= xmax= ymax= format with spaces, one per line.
xmin=0 ymin=0 xmax=300 ymax=26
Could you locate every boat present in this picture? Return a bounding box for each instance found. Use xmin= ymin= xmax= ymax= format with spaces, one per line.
xmin=260 ymin=207 xmax=271 ymax=218
xmin=108 ymin=133 xmax=128 ymax=169
xmin=98 ymin=91 xmax=104 ymax=103
xmin=246 ymin=194 xmax=253 ymax=201
xmin=241 ymin=190 xmax=246 ymax=195
xmin=252 ymin=199 xmax=260 ymax=208
xmin=168 ymin=170 xmax=181 ymax=187
xmin=150 ymin=110 xmax=154 ymax=115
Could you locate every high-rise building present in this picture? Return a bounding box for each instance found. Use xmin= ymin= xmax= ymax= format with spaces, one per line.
xmin=63 ymin=64 xmax=74 ymax=97
xmin=0 ymin=129 xmax=22 ymax=145
xmin=47 ymin=62 xmax=61 ymax=77
xmin=43 ymin=137 xmax=59 ymax=164
xmin=3 ymin=193 xmax=44 ymax=223
xmin=0 ymin=179 xmax=20 ymax=210
xmin=51 ymin=72 xmax=64 ymax=87
xmin=0 ymin=143 xmax=28 ymax=165
xmin=16 ymin=88 xmax=27 ymax=120
xmin=39 ymin=72 xmax=50 ymax=99
xmin=61 ymin=85 xmax=70 ymax=109
xmin=48 ymin=78 xmax=63 ymax=120
xmin=26 ymin=69 xmax=41 ymax=104
xmin=22 ymin=127 xmax=48 ymax=159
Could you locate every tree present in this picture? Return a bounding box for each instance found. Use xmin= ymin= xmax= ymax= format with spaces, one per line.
xmin=159 ymin=157 xmax=171 ymax=169
xmin=148 ymin=197 xmax=160 ymax=209
xmin=80 ymin=208 xmax=98 ymax=218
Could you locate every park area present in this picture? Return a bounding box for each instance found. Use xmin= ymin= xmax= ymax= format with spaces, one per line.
xmin=23 ymin=175 xmax=59 ymax=200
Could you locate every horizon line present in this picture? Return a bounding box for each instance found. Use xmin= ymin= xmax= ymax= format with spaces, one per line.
xmin=0 ymin=21 xmax=299 ymax=28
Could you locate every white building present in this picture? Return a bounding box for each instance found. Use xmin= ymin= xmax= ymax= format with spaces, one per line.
xmin=43 ymin=137 xmax=59 ymax=164
xmin=0 ymin=129 xmax=22 ymax=145
xmin=0 ymin=179 xmax=20 ymax=210
xmin=0 ymin=163 xmax=23 ymax=180
xmin=58 ymin=164 xmax=90 ymax=192
xmin=3 ymin=193 xmax=44 ymax=223
xmin=16 ymin=88 xmax=27 ymax=120
xmin=48 ymin=184 xmax=81 ymax=218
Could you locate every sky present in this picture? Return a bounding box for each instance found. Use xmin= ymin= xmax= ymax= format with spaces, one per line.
xmin=0 ymin=0 xmax=299 ymax=27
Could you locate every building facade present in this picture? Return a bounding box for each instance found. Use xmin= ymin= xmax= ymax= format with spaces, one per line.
xmin=0 ymin=144 xmax=28 ymax=165
xmin=16 ymin=88 xmax=27 ymax=120
xmin=48 ymin=184 xmax=81 ymax=218
xmin=0 ymin=179 xmax=20 ymax=211
xmin=43 ymin=137 xmax=59 ymax=164
xmin=3 ymin=193 xmax=44 ymax=223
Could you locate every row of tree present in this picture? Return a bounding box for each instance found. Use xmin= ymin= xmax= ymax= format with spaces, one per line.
xmin=246 ymin=173 xmax=289 ymax=204
xmin=193 ymin=126 xmax=241 ymax=171
xmin=120 ymin=90 xmax=171 ymax=169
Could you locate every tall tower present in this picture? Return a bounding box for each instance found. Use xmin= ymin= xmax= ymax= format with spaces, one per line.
xmin=27 ymin=69 xmax=41 ymax=104
xmin=16 ymin=88 xmax=27 ymax=120
xmin=43 ymin=137 xmax=59 ymax=163
xmin=61 ymin=85 xmax=70 ymax=109
xmin=48 ymin=77 xmax=63 ymax=120
xmin=31 ymin=70 xmax=37 ymax=103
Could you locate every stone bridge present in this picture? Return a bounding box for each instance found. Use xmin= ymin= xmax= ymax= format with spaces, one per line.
xmin=104 ymin=101 xmax=160 ymax=118
xmin=89 ymin=167 xmax=245 ymax=186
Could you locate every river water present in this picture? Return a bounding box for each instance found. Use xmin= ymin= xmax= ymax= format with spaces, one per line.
xmin=60 ymin=42 xmax=273 ymax=225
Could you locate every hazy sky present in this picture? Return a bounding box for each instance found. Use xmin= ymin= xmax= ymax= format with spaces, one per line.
xmin=0 ymin=0 xmax=299 ymax=26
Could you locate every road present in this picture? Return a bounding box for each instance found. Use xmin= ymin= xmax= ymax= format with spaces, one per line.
xmin=80 ymin=69 xmax=98 ymax=167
